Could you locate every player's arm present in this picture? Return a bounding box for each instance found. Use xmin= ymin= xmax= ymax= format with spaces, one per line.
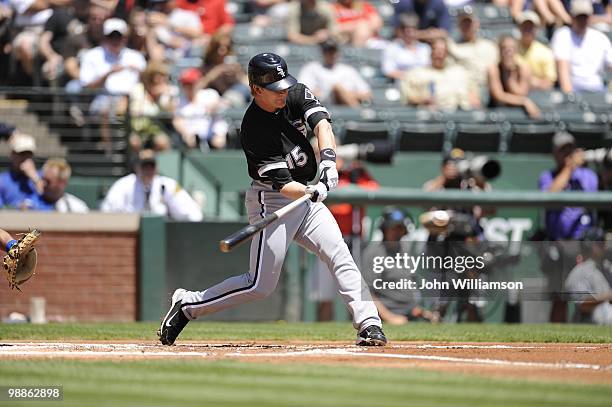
xmin=0 ymin=228 xmax=16 ymax=253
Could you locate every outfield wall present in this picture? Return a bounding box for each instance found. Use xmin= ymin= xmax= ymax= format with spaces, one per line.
xmin=0 ymin=212 xmax=139 ymax=322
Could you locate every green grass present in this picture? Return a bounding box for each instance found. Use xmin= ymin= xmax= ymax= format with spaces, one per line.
xmin=0 ymin=359 xmax=610 ymax=407
xmin=1 ymin=322 xmax=611 ymax=343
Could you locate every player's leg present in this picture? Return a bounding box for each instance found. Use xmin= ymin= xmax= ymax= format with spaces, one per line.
xmin=158 ymin=187 xmax=309 ymax=345
xmin=293 ymin=202 xmax=386 ymax=345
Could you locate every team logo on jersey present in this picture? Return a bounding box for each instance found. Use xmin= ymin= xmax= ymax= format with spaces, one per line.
xmin=304 ymin=88 xmax=316 ymax=101
xmin=276 ymin=66 xmax=286 ymax=78
xmin=291 ymin=119 xmax=308 ymax=137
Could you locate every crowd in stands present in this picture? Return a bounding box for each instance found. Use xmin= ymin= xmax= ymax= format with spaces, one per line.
xmin=0 ymin=0 xmax=608 ymax=145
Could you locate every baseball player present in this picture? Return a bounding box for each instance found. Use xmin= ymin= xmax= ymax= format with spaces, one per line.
xmin=158 ymin=53 xmax=386 ymax=346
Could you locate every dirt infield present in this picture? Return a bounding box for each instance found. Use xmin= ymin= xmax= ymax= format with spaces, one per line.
xmin=2 ymin=341 xmax=611 ymax=385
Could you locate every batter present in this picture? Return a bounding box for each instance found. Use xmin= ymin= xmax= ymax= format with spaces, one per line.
xmin=158 ymin=53 xmax=386 ymax=346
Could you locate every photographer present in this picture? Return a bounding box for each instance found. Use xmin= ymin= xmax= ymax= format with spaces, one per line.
xmin=538 ymin=131 xmax=598 ymax=322
xmin=565 ymin=228 xmax=612 ymax=325
xmin=423 ymin=148 xmax=495 ymax=220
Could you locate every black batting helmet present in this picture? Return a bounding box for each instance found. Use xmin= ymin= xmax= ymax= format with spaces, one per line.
xmin=248 ymin=53 xmax=297 ymax=92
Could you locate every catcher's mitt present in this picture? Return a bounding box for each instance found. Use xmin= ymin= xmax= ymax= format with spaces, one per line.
xmin=3 ymin=229 xmax=41 ymax=291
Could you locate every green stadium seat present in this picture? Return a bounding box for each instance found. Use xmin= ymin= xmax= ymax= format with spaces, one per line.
xmin=454 ymin=122 xmax=502 ymax=152
xmin=397 ymin=122 xmax=447 ymax=152
xmin=343 ymin=121 xmax=390 ymax=144
xmin=565 ymin=122 xmax=610 ymax=149
xmin=508 ymin=122 xmax=556 ymax=153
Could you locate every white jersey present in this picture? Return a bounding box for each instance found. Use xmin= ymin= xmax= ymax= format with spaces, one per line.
xmin=100 ymin=173 xmax=203 ymax=222
xmin=55 ymin=193 xmax=89 ymax=213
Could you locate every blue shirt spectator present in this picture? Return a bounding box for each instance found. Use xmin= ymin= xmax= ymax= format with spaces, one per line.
xmin=392 ymin=0 xmax=451 ymax=41
xmin=0 ymin=133 xmax=42 ymax=209
xmin=538 ymin=132 xmax=598 ymax=240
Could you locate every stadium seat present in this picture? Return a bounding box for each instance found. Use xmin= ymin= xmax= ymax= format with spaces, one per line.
xmin=343 ymin=121 xmax=390 ymax=144
xmin=578 ymin=91 xmax=612 ymax=114
xmin=371 ymin=86 xmax=402 ymax=107
xmin=508 ymin=122 xmax=556 ymax=153
xmin=454 ymin=122 xmax=502 ymax=152
xmin=397 ymin=122 xmax=447 ymax=152
xmin=565 ymin=122 xmax=610 ymax=149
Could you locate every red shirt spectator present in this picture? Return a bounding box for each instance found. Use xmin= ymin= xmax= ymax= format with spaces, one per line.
xmin=176 ymin=0 xmax=235 ymax=35
xmin=332 ymin=0 xmax=382 ymax=46
xmin=333 ymin=0 xmax=378 ymax=24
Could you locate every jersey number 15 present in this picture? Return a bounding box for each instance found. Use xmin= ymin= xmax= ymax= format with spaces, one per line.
xmin=286 ymin=146 xmax=308 ymax=169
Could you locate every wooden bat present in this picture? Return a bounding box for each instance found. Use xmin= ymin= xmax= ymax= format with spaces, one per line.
xmin=219 ymin=194 xmax=312 ymax=253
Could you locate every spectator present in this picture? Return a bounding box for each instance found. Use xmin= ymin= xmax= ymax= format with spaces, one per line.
xmin=539 ymin=131 xmax=598 ymax=240
xmin=9 ymin=0 xmax=58 ymax=83
xmin=487 ymin=35 xmax=542 ymax=119
xmin=79 ymin=18 xmax=146 ymax=147
xmin=510 ymin=0 xmax=571 ymax=28
xmin=363 ymin=207 xmax=440 ymax=325
xmin=392 ymin=0 xmax=450 ymax=43
xmin=516 ymin=10 xmax=557 ymax=90
xmin=381 ymin=13 xmax=431 ymax=81
xmin=447 ymin=6 xmax=498 ymax=94
xmin=142 ymin=0 xmax=205 ymax=61
xmin=287 ymin=0 xmax=337 ymax=45
xmin=175 ymin=0 xmax=234 ymax=46
xmin=80 ymin=17 xmax=146 ymax=111
xmin=199 ymin=32 xmax=250 ymax=107
xmin=39 ymin=0 xmax=91 ymax=86
xmin=173 ymin=68 xmax=229 ymax=151
xmin=565 ymin=227 xmax=612 ymax=325
xmin=101 ymin=149 xmax=204 ymax=221
xmin=0 ymin=133 xmax=43 ymax=209
xmin=552 ymin=0 xmax=612 ymax=93
xmin=129 ymin=61 xmax=177 ymax=152
xmin=400 ymin=39 xmax=477 ymax=111
xmin=332 ymin=0 xmax=382 ymax=47
xmin=298 ymin=39 xmax=372 ymax=107
xmin=29 ymin=158 xmax=89 ymax=213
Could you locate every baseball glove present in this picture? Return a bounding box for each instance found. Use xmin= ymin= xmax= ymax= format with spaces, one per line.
xmin=2 ymin=229 xmax=41 ymax=291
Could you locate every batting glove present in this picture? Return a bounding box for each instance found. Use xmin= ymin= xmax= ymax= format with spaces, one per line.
xmin=319 ymin=148 xmax=338 ymax=191
xmin=305 ymin=182 xmax=328 ymax=203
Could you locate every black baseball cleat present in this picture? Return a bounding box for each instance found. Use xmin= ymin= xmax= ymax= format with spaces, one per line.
xmin=158 ymin=288 xmax=189 ymax=346
xmin=356 ymin=325 xmax=387 ymax=346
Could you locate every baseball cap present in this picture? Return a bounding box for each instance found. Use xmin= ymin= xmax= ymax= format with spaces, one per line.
xmin=457 ymin=5 xmax=476 ymax=21
xmin=9 ymin=133 xmax=36 ymax=153
xmin=570 ymin=0 xmax=593 ymax=16
xmin=179 ymin=68 xmax=202 ymax=85
xmin=103 ymin=18 xmax=128 ymax=37
xmin=320 ymin=39 xmax=339 ymax=52
xmin=517 ymin=10 xmax=541 ymax=27
xmin=442 ymin=148 xmax=465 ymax=164
xmin=397 ymin=13 xmax=419 ymax=28
xmin=552 ymin=131 xmax=576 ymax=149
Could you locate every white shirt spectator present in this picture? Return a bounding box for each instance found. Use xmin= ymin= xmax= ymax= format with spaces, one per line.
xmin=382 ymin=40 xmax=431 ymax=79
xmin=298 ymin=62 xmax=371 ymax=105
xmin=54 ymin=193 xmax=89 ymax=213
xmin=101 ymin=173 xmax=203 ymax=221
xmin=551 ymin=26 xmax=612 ymax=92
xmin=79 ymin=46 xmax=146 ymax=94
xmin=176 ymin=89 xmax=229 ymax=150
xmin=10 ymin=0 xmax=52 ymax=27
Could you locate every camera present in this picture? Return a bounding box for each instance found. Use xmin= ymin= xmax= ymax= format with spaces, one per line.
xmin=583 ymin=148 xmax=612 ymax=167
xmin=455 ymin=156 xmax=501 ymax=182
xmin=336 ymin=140 xmax=395 ymax=164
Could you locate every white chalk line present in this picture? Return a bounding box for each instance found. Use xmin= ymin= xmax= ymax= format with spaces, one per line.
xmin=1 ymin=343 xmax=610 ymax=371
xmin=226 ymin=349 xmax=611 ymax=371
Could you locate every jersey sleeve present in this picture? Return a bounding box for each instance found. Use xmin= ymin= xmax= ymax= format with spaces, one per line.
xmin=289 ymin=83 xmax=331 ymax=130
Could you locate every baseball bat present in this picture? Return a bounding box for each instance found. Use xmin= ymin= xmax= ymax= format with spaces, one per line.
xmin=219 ymin=193 xmax=312 ymax=252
